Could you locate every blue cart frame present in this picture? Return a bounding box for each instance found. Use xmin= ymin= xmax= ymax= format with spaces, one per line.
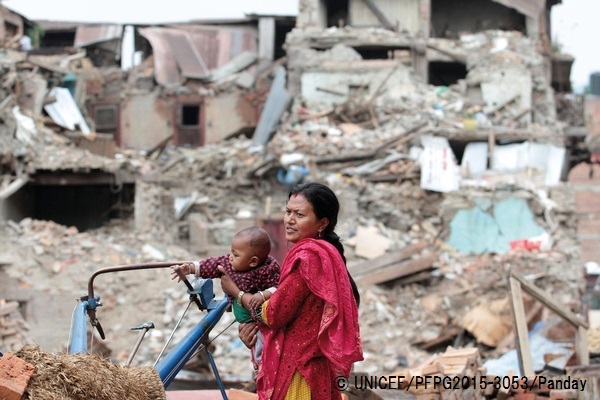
xmin=67 ymin=262 xmax=231 ymax=399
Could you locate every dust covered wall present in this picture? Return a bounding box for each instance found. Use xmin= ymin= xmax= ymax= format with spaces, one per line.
xmin=350 ymin=0 xmax=420 ymax=33
xmin=120 ymin=92 xmax=173 ymax=150
xmin=295 ymin=0 xmax=323 ymax=28
xmin=431 ymin=0 xmax=526 ymax=37
xmin=300 ymin=61 xmax=415 ymax=107
xmin=204 ymin=92 xmax=257 ymax=144
xmin=0 ymin=6 xmax=24 ymax=44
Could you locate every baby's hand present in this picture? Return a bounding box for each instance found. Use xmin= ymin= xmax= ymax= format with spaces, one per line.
xmin=170 ymin=263 xmax=192 ymax=282
xmin=247 ymin=293 xmax=265 ymax=310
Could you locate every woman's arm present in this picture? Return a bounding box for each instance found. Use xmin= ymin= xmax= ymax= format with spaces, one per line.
xmin=261 ymin=268 xmax=311 ymax=329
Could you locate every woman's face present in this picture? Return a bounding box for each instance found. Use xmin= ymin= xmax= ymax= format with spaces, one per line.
xmin=284 ymin=193 xmax=328 ymax=243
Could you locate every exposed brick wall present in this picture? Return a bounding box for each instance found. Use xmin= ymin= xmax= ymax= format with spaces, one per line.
xmin=569 ymin=163 xmax=600 ymax=262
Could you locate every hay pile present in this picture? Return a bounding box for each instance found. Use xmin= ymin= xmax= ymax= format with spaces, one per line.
xmin=13 ymin=346 xmax=165 ymax=400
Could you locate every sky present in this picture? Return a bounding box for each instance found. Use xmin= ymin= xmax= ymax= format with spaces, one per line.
xmin=3 ymin=0 xmax=598 ymax=92
xmin=551 ymin=0 xmax=600 ymax=92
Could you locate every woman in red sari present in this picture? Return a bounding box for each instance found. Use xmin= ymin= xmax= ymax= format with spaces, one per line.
xmin=220 ymin=182 xmax=363 ymax=400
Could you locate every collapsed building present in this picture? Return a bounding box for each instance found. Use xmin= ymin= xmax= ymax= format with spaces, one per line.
xmin=2 ymin=0 xmax=600 ymax=398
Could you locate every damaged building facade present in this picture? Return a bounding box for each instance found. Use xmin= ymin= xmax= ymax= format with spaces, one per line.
xmin=0 ymin=7 xmax=296 ymax=230
xmin=35 ymin=15 xmax=296 ymax=150
xmin=3 ymin=0 xmax=600 ymax=397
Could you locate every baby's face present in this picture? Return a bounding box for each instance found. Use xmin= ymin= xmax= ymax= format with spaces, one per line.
xmin=229 ymin=236 xmax=255 ymax=272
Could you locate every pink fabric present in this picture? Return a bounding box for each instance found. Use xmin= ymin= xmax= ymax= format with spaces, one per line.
xmin=258 ymin=238 xmax=363 ymax=399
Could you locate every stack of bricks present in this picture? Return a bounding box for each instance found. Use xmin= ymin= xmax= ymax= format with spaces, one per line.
xmin=393 ymin=347 xmax=586 ymax=399
xmin=0 ymin=299 xmax=30 ymax=351
xmin=394 ymin=347 xmax=487 ymax=400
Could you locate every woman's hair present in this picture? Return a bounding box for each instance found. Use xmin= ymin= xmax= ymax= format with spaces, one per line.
xmin=288 ymin=182 xmax=361 ymax=306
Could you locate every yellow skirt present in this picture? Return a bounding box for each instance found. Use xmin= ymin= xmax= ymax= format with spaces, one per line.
xmin=284 ymin=371 xmax=311 ymax=400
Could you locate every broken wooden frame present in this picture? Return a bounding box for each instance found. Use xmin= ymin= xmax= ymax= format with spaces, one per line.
xmin=508 ymin=266 xmax=589 ymax=376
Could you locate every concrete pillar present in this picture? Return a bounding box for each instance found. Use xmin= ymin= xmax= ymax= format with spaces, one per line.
xmin=258 ymin=17 xmax=275 ymax=70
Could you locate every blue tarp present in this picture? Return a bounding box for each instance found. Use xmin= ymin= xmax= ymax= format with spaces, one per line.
xmin=447 ymin=197 xmax=545 ymax=254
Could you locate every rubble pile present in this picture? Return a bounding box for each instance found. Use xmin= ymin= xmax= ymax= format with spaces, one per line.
xmin=0 ymin=7 xmax=594 ymax=396
xmin=0 ymin=168 xmax=585 ymax=380
xmin=287 ymin=29 xmax=559 ymax=134
xmin=0 ymin=81 xmax=588 ymax=381
xmin=0 ymin=299 xmax=32 ymax=352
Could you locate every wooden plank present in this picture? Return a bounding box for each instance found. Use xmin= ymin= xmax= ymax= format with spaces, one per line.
xmin=488 ymin=128 xmax=495 ymax=170
xmin=577 ymin=325 xmax=590 ymax=366
xmin=0 ymin=178 xmax=28 ymax=201
xmin=442 ymin=347 xmax=480 ymax=358
xmin=509 ymin=276 xmax=535 ymax=376
xmin=494 ymin=301 xmax=543 ymax=354
xmin=360 ymin=0 xmax=396 ymax=30
xmin=355 ymin=250 xmax=436 ymax=285
xmin=349 ymin=241 xmax=426 ymax=277
xmin=510 ymin=270 xmax=588 ymax=329
xmin=316 ymin=121 xmax=426 ymax=166
xmin=373 ymin=121 xmax=428 ymax=155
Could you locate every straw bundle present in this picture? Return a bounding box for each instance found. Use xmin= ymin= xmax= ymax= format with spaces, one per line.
xmin=13 ymin=345 xmax=165 ymax=400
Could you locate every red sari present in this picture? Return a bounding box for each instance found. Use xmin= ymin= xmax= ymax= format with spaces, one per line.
xmin=256 ymin=238 xmax=363 ymax=400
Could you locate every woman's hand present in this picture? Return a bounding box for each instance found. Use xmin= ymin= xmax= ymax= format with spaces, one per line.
xmin=238 ymin=322 xmax=259 ymax=349
xmin=218 ymin=265 xmax=241 ymax=297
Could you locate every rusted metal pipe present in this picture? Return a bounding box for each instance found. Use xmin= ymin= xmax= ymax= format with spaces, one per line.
xmin=87 ymin=261 xmax=190 ymax=299
xmin=85 ymin=261 xmax=189 ymax=340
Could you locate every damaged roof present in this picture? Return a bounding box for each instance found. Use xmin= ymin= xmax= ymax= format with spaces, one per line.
xmin=491 ymin=0 xmax=546 ymax=18
xmin=74 ymin=24 xmax=123 ymax=47
xmin=138 ymin=25 xmax=257 ymax=87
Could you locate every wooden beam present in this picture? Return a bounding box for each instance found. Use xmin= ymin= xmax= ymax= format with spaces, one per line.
xmin=373 ymin=121 xmax=428 ymax=155
xmin=509 ymin=275 xmax=535 ymax=376
xmin=509 ymin=268 xmax=590 ymax=373
xmin=360 ymin=0 xmax=396 ymax=31
xmin=0 ymin=177 xmax=28 ymax=200
xmin=317 ymin=121 xmax=427 ymax=166
xmin=430 ymin=126 xmax=560 ymax=142
xmin=577 ymin=325 xmax=590 ymax=366
xmin=510 ymin=270 xmax=588 ymax=329
xmin=494 ymin=301 xmax=543 ymax=355
xmin=355 ymin=250 xmax=437 ymax=285
xmin=426 ymin=43 xmax=467 ymax=64
xmin=348 ymin=240 xmax=426 ymax=277
xmin=488 ymin=128 xmax=495 ymax=170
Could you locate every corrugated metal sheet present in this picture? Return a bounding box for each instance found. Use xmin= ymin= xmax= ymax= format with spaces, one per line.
xmin=74 ymin=25 xmax=123 ymax=47
xmin=137 ymin=28 xmax=180 ymax=86
xmin=44 ymin=87 xmax=91 ymax=135
xmin=252 ymin=65 xmax=292 ymax=145
xmin=165 ymin=30 xmax=210 ymax=79
xmin=491 ymin=0 xmax=545 ymax=17
xmin=139 ymin=25 xmax=257 ymax=87
xmin=350 ymin=0 xmax=419 ymax=33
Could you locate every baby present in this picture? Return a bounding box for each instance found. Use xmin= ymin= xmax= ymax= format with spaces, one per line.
xmin=170 ymin=225 xmax=280 ymax=369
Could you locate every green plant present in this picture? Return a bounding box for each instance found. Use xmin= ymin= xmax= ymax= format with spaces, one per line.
xmin=27 ymin=25 xmax=45 ymax=48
